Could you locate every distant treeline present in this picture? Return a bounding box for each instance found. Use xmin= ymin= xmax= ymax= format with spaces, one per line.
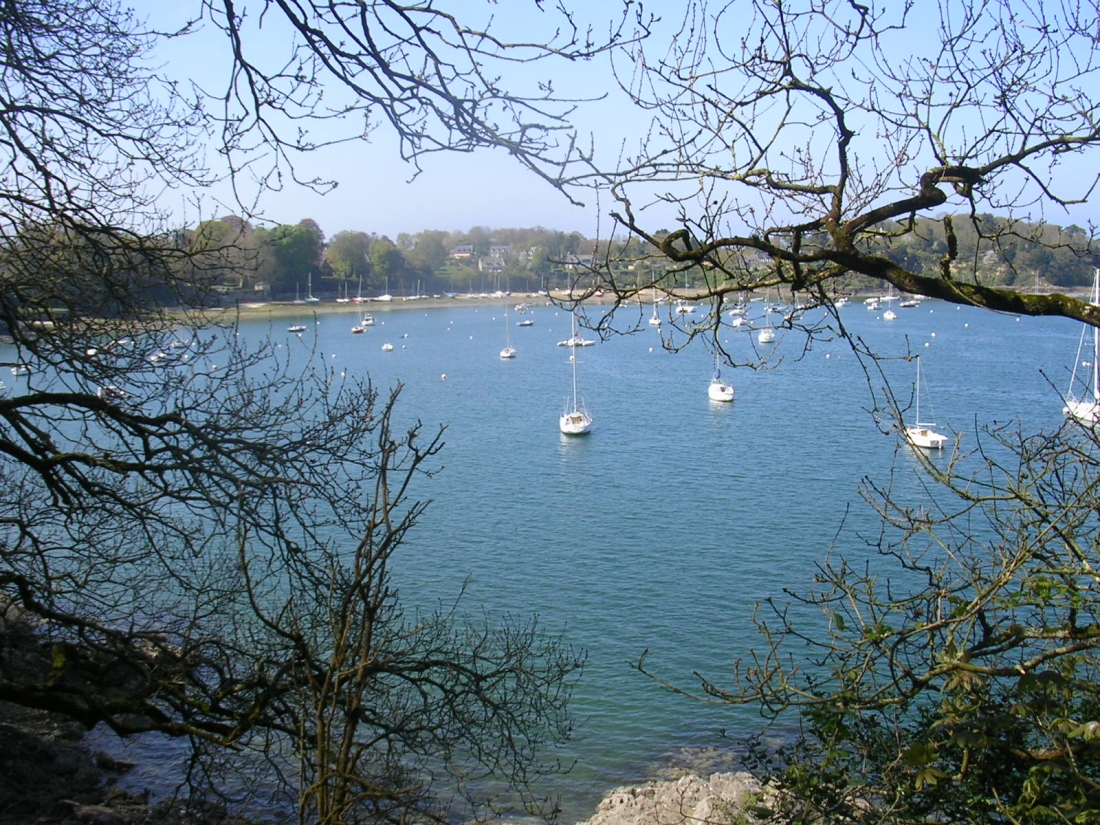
xmin=182 ymin=213 xmax=1096 ymax=302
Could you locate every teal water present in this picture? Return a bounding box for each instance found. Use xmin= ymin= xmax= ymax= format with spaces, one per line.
xmin=75 ymin=299 xmax=1081 ymax=819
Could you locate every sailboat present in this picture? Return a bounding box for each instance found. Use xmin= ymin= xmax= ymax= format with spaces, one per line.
xmin=559 ymin=313 xmax=593 ymax=435
xmin=708 ymin=352 xmax=734 ymax=402
xmin=305 ymin=272 xmax=320 ymax=303
xmin=905 ymin=355 xmax=947 ymax=449
xmin=351 ymin=309 xmax=367 ymax=334
xmin=757 ymin=307 xmax=776 ymax=343
xmin=649 ymin=287 xmax=662 ymax=326
xmin=1063 ymin=267 xmax=1100 ymax=424
xmin=500 ymin=306 xmax=517 ymax=359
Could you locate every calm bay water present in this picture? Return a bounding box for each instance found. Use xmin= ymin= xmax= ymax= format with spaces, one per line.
xmin=77 ymin=298 xmax=1082 ymax=819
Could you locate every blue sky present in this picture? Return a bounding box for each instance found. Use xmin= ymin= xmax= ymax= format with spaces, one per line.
xmin=138 ymin=2 xmax=1100 ymax=242
xmin=142 ymin=1 xmax=661 ymax=240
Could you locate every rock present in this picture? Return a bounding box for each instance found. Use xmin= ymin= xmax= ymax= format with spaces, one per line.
xmin=70 ymin=804 xmax=128 ymax=825
xmin=578 ymin=772 xmax=765 ymax=825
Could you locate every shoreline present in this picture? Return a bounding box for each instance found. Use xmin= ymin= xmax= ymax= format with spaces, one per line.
xmin=204 ymin=284 xmax=1090 ymax=323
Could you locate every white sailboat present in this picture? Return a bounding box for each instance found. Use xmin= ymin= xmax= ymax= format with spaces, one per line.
xmin=649 ymin=288 xmax=662 ymax=326
xmin=905 ymin=355 xmax=947 ymax=449
xmin=1064 ymin=267 xmax=1100 ymax=424
xmin=757 ymin=307 xmax=776 ymax=343
xmin=708 ymin=353 xmax=734 ymax=402
xmin=305 ymin=272 xmax=320 ymax=303
xmin=500 ymin=307 xmax=517 ymax=359
xmin=557 ymin=330 xmax=595 ymax=347
xmin=559 ymin=313 xmax=593 ymax=435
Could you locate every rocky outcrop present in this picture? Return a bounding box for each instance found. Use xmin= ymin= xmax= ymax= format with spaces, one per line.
xmin=579 ymin=772 xmax=767 ymax=825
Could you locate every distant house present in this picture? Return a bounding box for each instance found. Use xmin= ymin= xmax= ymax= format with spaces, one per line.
xmin=449 ymin=244 xmax=475 ymax=258
xmin=564 ymin=253 xmax=595 ymax=271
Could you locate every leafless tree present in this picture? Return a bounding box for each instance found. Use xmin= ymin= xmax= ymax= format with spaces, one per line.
xmin=568 ymin=0 xmax=1100 ymax=336
xmin=0 ymin=2 xmax=599 ymax=820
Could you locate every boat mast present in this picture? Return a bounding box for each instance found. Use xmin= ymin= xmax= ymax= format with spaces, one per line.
xmin=1092 ymin=268 xmax=1099 ymax=403
xmin=915 ymin=356 xmax=921 ymax=425
xmin=571 ymin=313 xmax=580 ymax=409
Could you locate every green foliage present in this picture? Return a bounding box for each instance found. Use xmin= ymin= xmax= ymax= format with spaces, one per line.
xmin=712 ymin=424 xmax=1100 ymax=824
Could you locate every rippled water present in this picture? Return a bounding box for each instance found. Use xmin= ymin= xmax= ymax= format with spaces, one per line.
xmin=79 ymin=298 xmax=1080 ymax=820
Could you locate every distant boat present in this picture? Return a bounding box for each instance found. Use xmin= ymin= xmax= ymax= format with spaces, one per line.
xmin=351 ymin=310 xmax=372 ymax=334
xmin=905 ymin=356 xmax=947 ymax=449
xmin=707 ymin=354 xmax=734 ymax=402
xmin=1064 ymin=267 xmax=1100 ymax=424
xmin=883 ymin=309 xmax=897 ymax=321
xmin=757 ymin=308 xmax=776 ymax=343
xmin=557 ymin=325 xmax=595 ymax=347
xmin=305 ymin=272 xmax=320 ymax=303
xmin=898 ymin=298 xmax=921 ymax=308
xmin=517 ymin=319 xmax=534 ymax=327
xmin=559 ymin=313 xmax=593 ymax=435
xmin=288 ymin=324 xmax=306 ymax=333
xmin=97 ymin=385 xmax=127 ymax=401
xmin=381 ymin=342 xmax=394 ymax=352
xmin=649 ymin=288 xmax=662 ymax=326
xmin=500 ymin=307 xmax=517 ymax=359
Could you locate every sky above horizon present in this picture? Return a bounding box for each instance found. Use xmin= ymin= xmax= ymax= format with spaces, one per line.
xmin=141 ymin=1 xmax=666 ymax=241
xmin=136 ymin=1 xmax=1100 ymax=243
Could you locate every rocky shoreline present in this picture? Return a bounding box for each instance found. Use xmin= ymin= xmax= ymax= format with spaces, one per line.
xmin=579 ymin=772 xmax=767 ymax=825
xmin=0 ymin=704 xmax=767 ymax=825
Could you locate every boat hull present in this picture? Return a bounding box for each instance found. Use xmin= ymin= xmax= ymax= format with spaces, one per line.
xmin=559 ymin=411 xmax=593 ymax=435
xmin=1063 ymin=399 xmax=1100 ymax=424
xmin=905 ymin=426 xmax=947 ymax=449
xmin=708 ymin=381 xmax=734 ymax=402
